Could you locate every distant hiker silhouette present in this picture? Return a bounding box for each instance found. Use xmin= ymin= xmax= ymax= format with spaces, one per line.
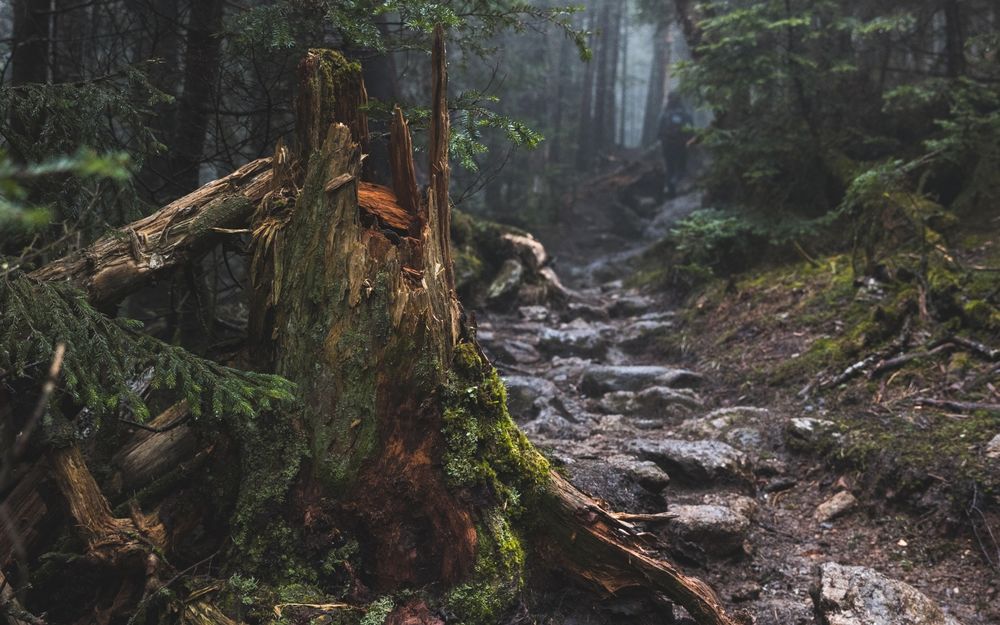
xmin=658 ymin=93 xmax=694 ymax=199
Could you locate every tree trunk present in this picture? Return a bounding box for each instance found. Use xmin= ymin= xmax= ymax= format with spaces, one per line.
xmin=576 ymin=12 xmax=597 ymax=169
xmin=642 ymin=22 xmax=671 ymax=146
xmin=8 ymin=0 xmax=51 ymax=158
xmin=592 ymin=3 xmax=612 ymax=153
xmin=168 ymin=0 xmax=225 ymax=197
xmin=243 ymin=28 xmax=738 ymax=625
xmin=943 ymin=0 xmax=966 ymax=78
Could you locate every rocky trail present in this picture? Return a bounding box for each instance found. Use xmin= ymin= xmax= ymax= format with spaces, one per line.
xmin=471 ymin=181 xmax=989 ymax=624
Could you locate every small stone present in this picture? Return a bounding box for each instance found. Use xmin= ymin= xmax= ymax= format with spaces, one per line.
xmin=665 ymin=504 xmax=750 ymax=558
xmin=814 ymin=491 xmax=857 ymax=523
xmin=538 ymin=321 xmax=610 ymax=359
xmin=596 ymin=391 xmax=636 ymax=415
xmin=985 ymin=434 xmax=1000 ymax=459
xmin=608 ymin=294 xmax=655 ymax=318
xmin=764 ymin=477 xmax=798 ymax=493
xmin=517 ymin=305 xmax=550 ymax=321
xmin=786 ymin=417 xmax=837 ymax=448
xmin=730 ymin=582 xmax=762 ymax=603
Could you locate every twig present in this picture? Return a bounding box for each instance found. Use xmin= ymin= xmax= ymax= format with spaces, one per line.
xmin=949 ymin=336 xmax=1000 ymax=361
xmin=966 ymin=486 xmax=1000 ymax=572
xmin=914 ymin=398 xmax=1000 ymax=413
xmin=14 ymin=343 xmax=66 ymax=459
xmin=868 ymin=343 xmax=953 ymax=379
xmin=610 ymin=511 xmax=677 ymax=524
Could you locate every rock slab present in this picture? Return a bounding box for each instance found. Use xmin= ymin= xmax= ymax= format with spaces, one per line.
xmin=814 ymin=562 xmax=963 ymax=625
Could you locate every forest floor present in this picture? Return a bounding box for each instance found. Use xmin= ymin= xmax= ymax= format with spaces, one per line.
xmin=474 ymin=162 xmax=999 ymax=624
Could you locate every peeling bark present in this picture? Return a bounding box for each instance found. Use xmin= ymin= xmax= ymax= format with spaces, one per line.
xmin=30 ymin=158 xmax=273 ymax=309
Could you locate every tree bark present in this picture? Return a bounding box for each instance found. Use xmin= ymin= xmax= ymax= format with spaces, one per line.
xmin=168 ymin=0 xmax=225 ymax=196
xmin=29 ymin=157 xmax=273 ymax=310
xmin=642 ymin=22 xmax=671 ymax=146
xmin=8 ymin=0 xmax=52 ymax=157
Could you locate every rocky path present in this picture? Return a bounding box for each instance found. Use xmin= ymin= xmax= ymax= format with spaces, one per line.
xmin=474 ymin=191 xmax=981 ymax=624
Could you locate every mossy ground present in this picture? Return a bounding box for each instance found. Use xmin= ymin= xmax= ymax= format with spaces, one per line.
xmin=642 ymin=226 xmax=1000 ymax=514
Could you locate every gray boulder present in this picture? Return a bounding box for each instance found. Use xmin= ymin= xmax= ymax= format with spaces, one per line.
xmin=814 ymin=562 xmax=963 ymax=625
xmin=538 ymin=320 xmax=611 ymax=359
xmin=629 ymin=439 xmax=750 ymax=485
xmin=664 ymin=503 xmax=750 ymax=558
xmin=503 ymin=375 xmax=558 ymax=421
xmin=579 ymin=365 xmax=703 ymax=397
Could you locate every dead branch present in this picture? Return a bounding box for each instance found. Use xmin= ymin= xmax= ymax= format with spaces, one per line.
xmin=30 ymin=158 xmax=273 ymax=308
xmin=949 ymin=336 xmax=1000 ymax=361
xmin=915 ymin=398 xmax=1000 ymax=413
xmin=868 ymin=343 xmax=953 ymax=379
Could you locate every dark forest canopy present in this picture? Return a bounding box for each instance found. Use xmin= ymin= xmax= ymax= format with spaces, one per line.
xmin=0 ymin=1 xmax=999 ymax=625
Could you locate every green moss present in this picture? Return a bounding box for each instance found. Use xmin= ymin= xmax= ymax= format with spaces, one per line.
xmin=441 ymin=342 xmax=550 ymax=512
xmin=444 ymin=511 xmax=526 ymax=625
xmin=435 ymin=343 xmax=549 ymax=624
xmin=962 ymin=299 xmax=1000 ymax=330
xmin=359 ymin=597 xmax=394 ymax=625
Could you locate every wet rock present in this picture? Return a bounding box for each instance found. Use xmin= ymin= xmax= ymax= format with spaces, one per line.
xmin=563 ymin=301 xmax=610 ymax=323
xmin=813 ymin=562 xmax=963 ymax=625
xmin=986 ymin=433 xmax=1000 ymax=460
xmin=786 ymin=417 xmax=837 ymax=449
xmin=619 ymin=319 xmax=674 ymax=353
xmin=630 ymin=439 xmax=750 ymax=485
xmin=503 ymin=375 xmax=558 ymax=421
xmin=665 ymin=503 xmax=750 ymax=558
xmin=579 ymin=365 xmax=703 ymax=397
xmin=753 ymin=598 xmax=813 ymax=625
xmin=565 ymin=456 xmax=668 ymax=511
xmin=486 ymin=258 xmax=524 ymax=304
xmin=631 ymin=386 xmax=702 ymax=417
xmin=518 ymin=305 xmax=550 ymax=322
xmin=538 ymin=320 xmax=611 ymax=359
xmin=814 ymin=491 xmax=857 ymax=523
xmin=486 ymin=338 xmax=541 ymax=365
xmin=608 ymin=294 xmax=655 ymax=318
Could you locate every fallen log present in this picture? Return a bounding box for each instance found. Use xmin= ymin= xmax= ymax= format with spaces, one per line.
xmin=30 ymin=158 xmax=273 ymax=309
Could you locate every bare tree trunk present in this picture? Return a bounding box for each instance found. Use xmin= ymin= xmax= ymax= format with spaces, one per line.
xmin=943 ymin=0 xmax=966 ymax=78
xmin=169 ymin=0 xmax=225 ymax=197
xmin=592 ymin=3 xmax=612 ymax=152
xmin=575 ymin=12 xmax=597 ymax=169
xmin=642 ymin=22 xmax=671 ymax=146
xmin=619 ymin=3 xmax=629 ymax=147
xmin=8 ymin=0 xmax=52 ymax=157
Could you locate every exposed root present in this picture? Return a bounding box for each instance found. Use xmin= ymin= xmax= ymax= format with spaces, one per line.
xmin=538 ymin=474 xmax=743 ymax=625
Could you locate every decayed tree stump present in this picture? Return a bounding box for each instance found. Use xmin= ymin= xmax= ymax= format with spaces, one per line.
xmin=11 ymin=27 xmax=740 ymax=625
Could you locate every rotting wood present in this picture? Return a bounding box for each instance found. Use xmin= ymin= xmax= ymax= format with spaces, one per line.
xmin=30 ymin=158 xmax=272 ymax=309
